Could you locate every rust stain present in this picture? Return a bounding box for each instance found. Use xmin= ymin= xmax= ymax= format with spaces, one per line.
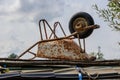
xmin=37 ymin=39 xmax=94 ymax=60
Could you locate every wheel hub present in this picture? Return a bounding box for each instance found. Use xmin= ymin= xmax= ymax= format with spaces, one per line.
xmin=73 ymin=18 xmax=88 ymax=32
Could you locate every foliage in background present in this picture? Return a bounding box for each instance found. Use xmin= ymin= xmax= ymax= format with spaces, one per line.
xmin=8 ymin=53 xmax=18 ymax=59
xmin=93 ymin=0 xmax=120 ymax=31
xmin=90 ymin=46 xmax=105 ymax=60
xmin=91 ymin=52 xmax=104 ymax=60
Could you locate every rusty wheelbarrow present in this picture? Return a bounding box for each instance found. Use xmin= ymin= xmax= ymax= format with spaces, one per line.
xmin=17 ymin=12 xmax=99 ymax=61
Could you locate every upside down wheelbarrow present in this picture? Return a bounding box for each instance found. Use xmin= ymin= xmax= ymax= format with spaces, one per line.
xmin=17 ymin=12 xmax=99 ymax=61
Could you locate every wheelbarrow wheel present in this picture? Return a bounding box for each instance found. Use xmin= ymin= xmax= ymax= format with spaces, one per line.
xmin=69 ymin=12 xmax=94 ymax=39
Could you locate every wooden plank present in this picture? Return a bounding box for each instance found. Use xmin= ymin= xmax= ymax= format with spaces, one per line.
xmin=0 ymin=58 xmax=119 ymax=67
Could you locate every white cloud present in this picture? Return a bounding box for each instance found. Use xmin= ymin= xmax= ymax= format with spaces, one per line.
xmin=0 ymin=0 xmax=20 ymax=14
xmin=17 ymin=0 xmax=65 ymax=23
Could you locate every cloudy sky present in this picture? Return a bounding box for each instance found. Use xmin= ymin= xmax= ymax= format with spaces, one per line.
xmin=0 ymin=0 xmax=119 ymax=59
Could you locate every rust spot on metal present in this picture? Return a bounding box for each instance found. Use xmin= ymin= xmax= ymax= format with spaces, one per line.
xmin=36 ymin=39 xmax=92 ymax=60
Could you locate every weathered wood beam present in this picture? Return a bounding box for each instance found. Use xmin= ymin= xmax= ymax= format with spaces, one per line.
xmin=0 ymin=58 xmax=119 ymax=67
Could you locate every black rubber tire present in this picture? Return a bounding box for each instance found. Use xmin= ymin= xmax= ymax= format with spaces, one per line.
xmin=69 ymin=12 xmax=94 ymax=39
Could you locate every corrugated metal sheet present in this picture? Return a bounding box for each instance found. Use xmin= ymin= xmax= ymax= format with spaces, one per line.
xmin=0 ymin=66 xmax=120 ymax=80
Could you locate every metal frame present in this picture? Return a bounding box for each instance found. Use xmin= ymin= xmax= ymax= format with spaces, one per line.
xmin=17 ymin=19 xmax=99 ymax=59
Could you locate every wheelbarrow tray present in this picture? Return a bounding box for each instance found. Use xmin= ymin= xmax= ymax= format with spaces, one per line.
xmin=37 ymin=39 xmax=92 ymax=60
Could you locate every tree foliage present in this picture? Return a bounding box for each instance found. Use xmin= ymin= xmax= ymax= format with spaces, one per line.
xmin=93 ymin=0 xmax=120 ymax=31
xmin=8 ymin=53 xmax=18 ymax=59
xmin=91 ymin=52 xmax=104 ymax=60
xmin=90 ymin=46 xmax=104 ymax=60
